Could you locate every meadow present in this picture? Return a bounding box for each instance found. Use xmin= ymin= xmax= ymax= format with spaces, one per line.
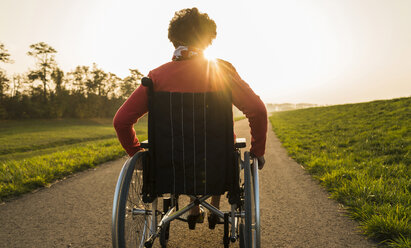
xmin=269 ymin=97 xmax=410 ymax=247
xmin=0 ymin=118 xmax=147 ymax=200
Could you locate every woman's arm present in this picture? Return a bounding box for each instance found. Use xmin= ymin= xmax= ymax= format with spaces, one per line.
xmin=113 ymin=85 xmax=149 ymax=157
xmin=219 ymin=60 xmax=268 ymax=157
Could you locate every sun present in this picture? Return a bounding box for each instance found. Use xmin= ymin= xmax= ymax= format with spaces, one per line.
xmin=203 ymin=47 xmax=218 ymax=62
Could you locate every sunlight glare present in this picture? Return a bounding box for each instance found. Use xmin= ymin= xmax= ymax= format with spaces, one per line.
xmin=204 ymin=47 xmax=217 ymax=62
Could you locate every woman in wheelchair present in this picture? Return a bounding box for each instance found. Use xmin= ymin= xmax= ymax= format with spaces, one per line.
xmin=113 ymin=7 xmax=267 ymax=248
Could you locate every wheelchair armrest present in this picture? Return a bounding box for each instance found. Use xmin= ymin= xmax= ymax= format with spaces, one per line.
xmin=140 ymin=140 xmax=149 ymax=149
xmin=235 ymin=138 xmax=246 ymax=148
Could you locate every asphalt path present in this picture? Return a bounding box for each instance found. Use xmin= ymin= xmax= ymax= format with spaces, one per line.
xmin=0 ymin=119 xmax=377 ymax=247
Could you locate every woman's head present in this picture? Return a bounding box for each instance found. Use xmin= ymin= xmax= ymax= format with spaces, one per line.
xmin=168 ymin=8 xmax=217 ymax=49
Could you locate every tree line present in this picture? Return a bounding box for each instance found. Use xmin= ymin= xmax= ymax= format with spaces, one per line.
xmin=0 ymin=42 xmax=142 ymax=119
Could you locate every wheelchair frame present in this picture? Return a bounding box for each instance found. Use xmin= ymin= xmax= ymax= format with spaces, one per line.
xmin=112 ymin=139 xmax=260 ymax=248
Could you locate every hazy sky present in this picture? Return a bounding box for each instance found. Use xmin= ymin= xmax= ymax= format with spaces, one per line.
xmin=1 ymin=0 xmax=410 ymax=104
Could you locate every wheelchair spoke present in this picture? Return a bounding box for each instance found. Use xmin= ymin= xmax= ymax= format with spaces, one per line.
xmin=123 ymin=160 xmax=152 ymax=247
xmin=132 ymin=208 xmax=152 ymax=215
xmin=125 ymin=214 xmax=149 ymax=248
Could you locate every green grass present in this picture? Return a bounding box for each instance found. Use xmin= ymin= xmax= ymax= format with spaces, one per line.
xmin=269 ymin=97 xmax=410 ymax=247
xmin=0 ymin=119 xmax=118 ymax=155
xmin=234 ymin=116 xmax=246 ymax=122
xmin=0 ymin=118 xmax=147 ymax=200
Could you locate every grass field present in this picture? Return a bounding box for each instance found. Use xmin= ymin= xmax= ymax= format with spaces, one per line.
xmin=269 ymin=97 xmax=410 ymax=247
xmin=0 ymin=119 xmax=117 ymax=156
xmin=0 ymin=118 xmax=147 ymax=200
xmin=234 ymin=115 xmax=246 ymax=122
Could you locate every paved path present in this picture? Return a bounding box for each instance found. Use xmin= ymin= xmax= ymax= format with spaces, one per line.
xmin=0 ymin=119 xmax=376 ymax=247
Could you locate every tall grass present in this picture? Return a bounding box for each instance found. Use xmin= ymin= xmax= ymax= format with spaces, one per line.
xmin=269 ymin=97 xmax=410 ymax=247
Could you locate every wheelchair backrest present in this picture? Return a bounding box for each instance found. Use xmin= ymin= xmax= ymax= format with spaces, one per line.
xmin=143 ymin=78 xmax=236 ymax=196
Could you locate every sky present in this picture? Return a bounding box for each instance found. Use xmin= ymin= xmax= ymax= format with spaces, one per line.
xmin=0 ymin=0 xmax=410 ymax=105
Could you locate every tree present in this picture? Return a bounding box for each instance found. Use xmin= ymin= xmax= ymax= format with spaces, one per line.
xmin=105 ymin=72 xmax=121 ymax=98
xmin=121 ymin=69 xmax=143 ymax=97
xmin=68 ymin=65 xmax=90 ymax=95
xmin=27 ymin=42 xmax=57 ymax=101
xmin=10 ymin=74 xmax=25 ymax=97
xmin=89 ymin=63 xmax=107 ymax=96
xmin=0 ymin=71 xmax=9 ymax=100
xmin=0 ymin=43 xmax=13 ymax=101
xmin=0 ymin=43 xmax=12 ymax=63
xmin=51 ymin=67 xmax=64 ymax=96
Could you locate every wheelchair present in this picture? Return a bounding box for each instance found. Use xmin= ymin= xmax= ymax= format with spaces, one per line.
xmin=112 ymin=78 xmax=261 ymax=248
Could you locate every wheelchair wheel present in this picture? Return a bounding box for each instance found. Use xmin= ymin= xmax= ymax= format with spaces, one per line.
xmin=159 ymin=197 xmax=172 ymax=248
xmin=239 ymin=222 xmax=245 ymax=248
xmin=112 ymin=154 xmax=153 ymax=248
xmin=159 ymin=222 xmax=170 ymax=248
xmin=242 ymin=152 xmax=261 ymax=248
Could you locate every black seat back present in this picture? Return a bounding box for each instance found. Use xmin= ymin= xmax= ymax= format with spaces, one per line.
xmin=142 ymin=78 xmax=236 ymax=197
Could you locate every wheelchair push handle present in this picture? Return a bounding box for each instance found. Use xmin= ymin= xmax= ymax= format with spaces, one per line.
xmin=141 ymin=77 xmax=153 ymax=88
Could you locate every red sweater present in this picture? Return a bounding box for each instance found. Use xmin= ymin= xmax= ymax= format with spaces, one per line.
xmin=113 ymin=57 xmax=267 ymax=157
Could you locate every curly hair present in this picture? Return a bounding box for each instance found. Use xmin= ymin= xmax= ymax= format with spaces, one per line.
xmin=168 ymin=8 xmax=217 ymax=49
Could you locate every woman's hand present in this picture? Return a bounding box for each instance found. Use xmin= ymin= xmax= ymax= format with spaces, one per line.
xmin=251 ymin=153 xmax=265 ymax=170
